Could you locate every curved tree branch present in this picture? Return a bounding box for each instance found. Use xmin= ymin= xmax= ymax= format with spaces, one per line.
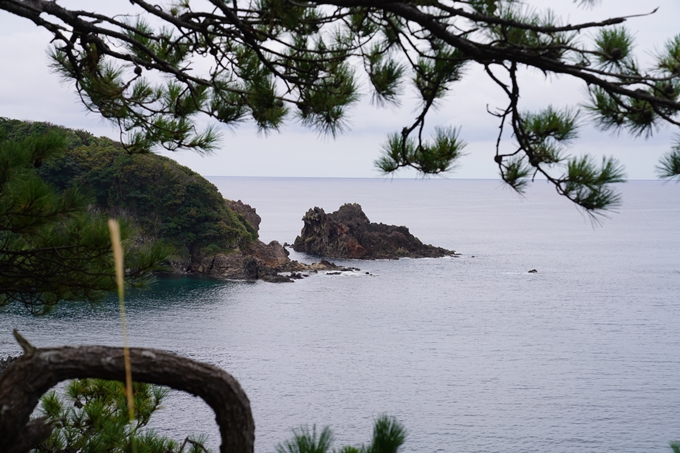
xmin=0 ymin=343 xmax=255 ymax=453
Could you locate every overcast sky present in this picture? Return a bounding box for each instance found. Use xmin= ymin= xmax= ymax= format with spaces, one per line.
xmin=0 ymin=0 xmax=678 ymax=179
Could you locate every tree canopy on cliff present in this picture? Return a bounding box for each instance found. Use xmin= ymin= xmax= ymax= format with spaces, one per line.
xmin=1 ymin=118 xmax=258 ymax=272
xmin=0 ymin=125 xmax=169 ymax=313
xmin=1 ymin=0 xmax=678 ymax=214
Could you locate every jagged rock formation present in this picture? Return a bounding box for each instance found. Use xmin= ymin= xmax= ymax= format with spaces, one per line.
xmin=189 ymin=237 xmax=290 ymax=282
xmin=293 ymin=203 xmax=457 ymax=260
xmin=225 ymin=199 xmax=261 ymax=233
xmin=188 ymin=202 xmax=357 ymax=282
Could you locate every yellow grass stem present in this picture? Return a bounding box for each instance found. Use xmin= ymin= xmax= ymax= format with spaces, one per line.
xmin=108 ymin=219 xmax=135 ymax=422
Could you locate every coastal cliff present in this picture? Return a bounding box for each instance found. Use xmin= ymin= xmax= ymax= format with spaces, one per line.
xmin=0 ymin=118 xmax=343 ymax=282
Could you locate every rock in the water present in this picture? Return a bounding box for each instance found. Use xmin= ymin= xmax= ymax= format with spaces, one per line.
xmin=292 ymin=203 xmax=457 ymax=259
xmin=261 ymin=274 xmax=294 ymax=283
xmin=181 ymin=228 xmax=361 ymax=282
xmin=188 ymin=238 xmax=358 ymax=282
xmin=190 ymin=240 xmax=291 ymax=280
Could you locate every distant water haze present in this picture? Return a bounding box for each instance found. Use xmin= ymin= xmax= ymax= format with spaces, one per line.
xmin=2 ymin=179 xmax=679 ymax=453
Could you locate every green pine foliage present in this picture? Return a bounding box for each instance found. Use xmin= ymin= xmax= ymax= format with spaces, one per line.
xmin=594 ymin=27 xmax=636 ymax=71
xmin=657 ymin=138 xmax=680 ymax=180
xmin=0 ymin=118 xmax=257 ymax=263
xmin=276 ymin=415 xmax=406 ymax=453
xmin=376 ymin=127 xmax=467 ymax=175
xmin=3 ymin=0 xmax=680 ymax=213
xmin=0 ymin=123 xmax=168 ymax=313
xmin=489 ymin=104 xmax=628 ymax=216
xmin=562 ymin=155 xmax=626 ymax=211
xmin=277 ymin=425 xmax=335 ymax=453
xmin=585 ymin=26 xmax=678 ymax=140
xmin=501 ymin=156 xmax=532 ymax=193
xmin=37 ymin=379 xmax=209 ymax=453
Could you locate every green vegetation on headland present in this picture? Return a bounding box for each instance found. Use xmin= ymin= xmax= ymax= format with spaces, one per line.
xmin=0 ymin=122 xmax=162 ymax=311
xmin=1 ymin=117 xmax=340 ymax=310
xmin=0 ymin=118 xmax=257 ymax=265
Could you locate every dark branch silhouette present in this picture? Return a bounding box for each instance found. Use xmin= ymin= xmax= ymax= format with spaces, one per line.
xmin=1 ymin=0 xmax=678 ymax=213
xmin=0 ymin=333 xmax=255 ymax=453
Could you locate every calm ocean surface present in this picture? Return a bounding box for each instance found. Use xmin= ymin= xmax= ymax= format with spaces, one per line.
xmin=2 ymin=178 xmax=680 ymax=453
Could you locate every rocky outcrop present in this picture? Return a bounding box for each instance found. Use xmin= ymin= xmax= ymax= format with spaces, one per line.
xmin=293 ymin=203 xmax=457 ymax=260
xmin=181 ymin=209 xmax=358 ymax=282
xmin=225 ymin=199 xmax=261 ymax=233
xmin=190 ymin=240 xmax=288 ymax=280
xmin=161 ymin=197 xmax=360 ymax=282
xmin=186 ymin=241 xmax=357 ymax=282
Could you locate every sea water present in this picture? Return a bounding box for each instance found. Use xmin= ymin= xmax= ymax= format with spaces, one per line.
xmin=1 ymin=178 xmax=679 ymax=453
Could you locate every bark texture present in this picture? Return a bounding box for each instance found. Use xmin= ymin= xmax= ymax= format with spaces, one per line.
xmin=0 ymin=345 xmax=254 ymax=453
